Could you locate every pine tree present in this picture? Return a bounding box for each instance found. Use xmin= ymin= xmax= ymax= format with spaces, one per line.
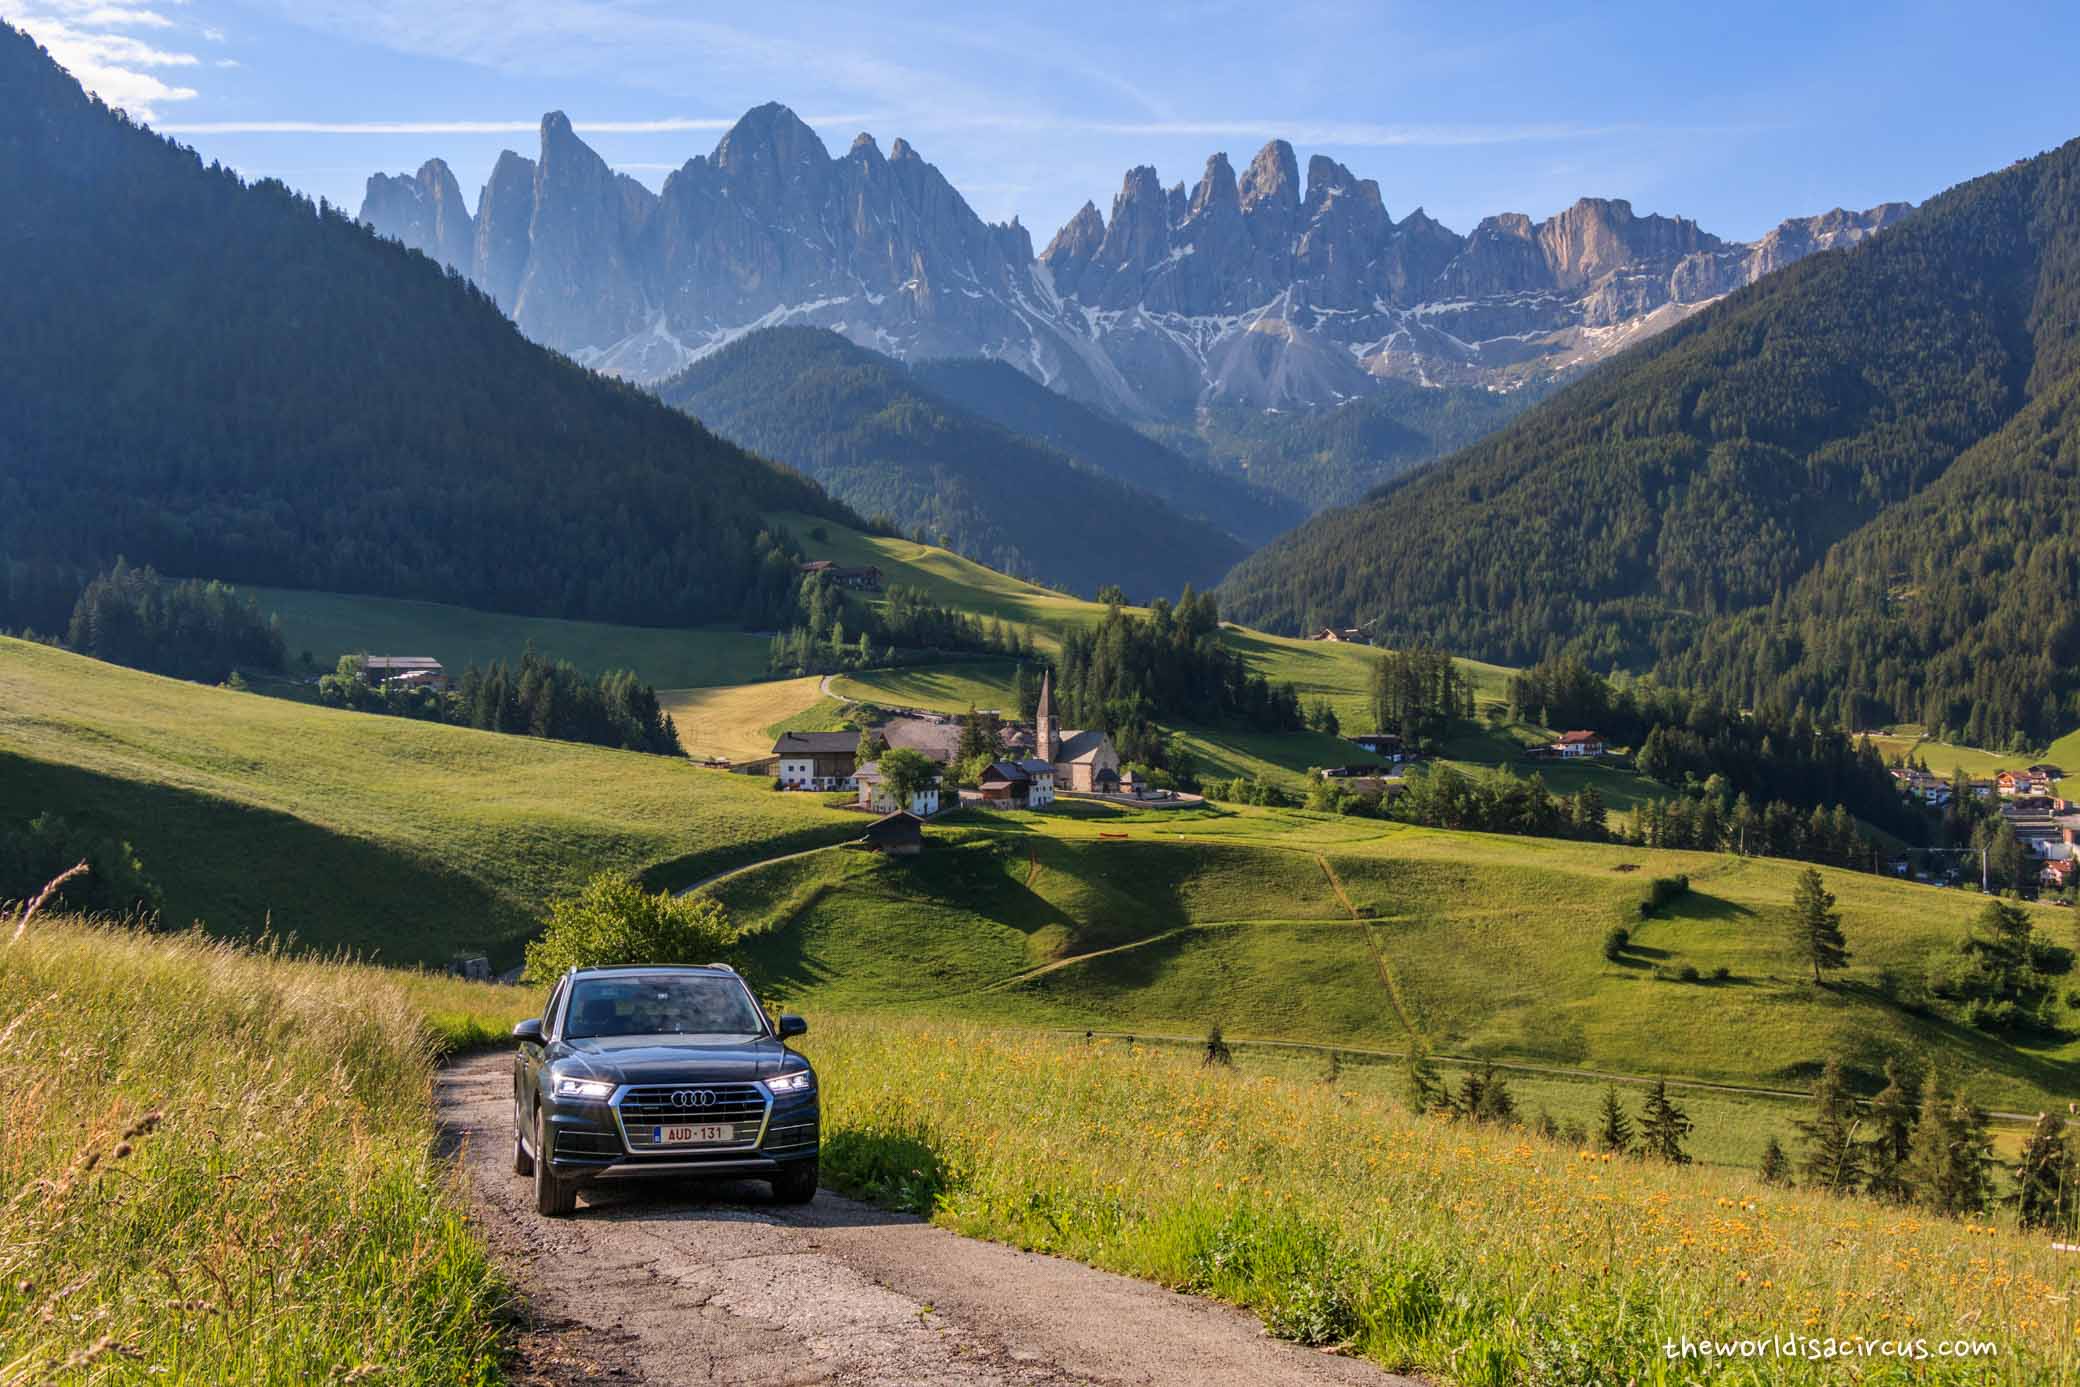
xmin=1637 ymin=1079 xmax=1694 ymax=1164
xmin=1403 ymin=1042 xmax=1445 ymax=1115
xmin=1596 ymin=1086 xmax=1634 ymax=1154
xmin=1472 ymin=1063 xmax=1517 ymax=1126
xmin=1795 ymin=1058 xmax=1865 ymax=1192
xmin=1863 ymin=1057 xmax=1921 ymax=1203
xmin=1788 ymin=867 xmax=1851 ymax=984
xmin=1759 ymin=1135 xmax=1791 ymax=1186
xmin=1905 ymin=1078 xmax=1996 ymax=1216
xmin=2013 ymin=1112 xmax=2078 ymax=1233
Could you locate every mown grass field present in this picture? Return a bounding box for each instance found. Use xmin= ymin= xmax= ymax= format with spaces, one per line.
xmin=0 ymin=918 xmax=517 ymax=1384
xmin=709 ymin=803 xmax=2080 ymax=1116
xmin=659 ymin=674 xmax=830 ymax=761
xmin=253 ymin=585 xmax=773 ymax=688
xmin=0 ymin=637 xmax=861 ymax=966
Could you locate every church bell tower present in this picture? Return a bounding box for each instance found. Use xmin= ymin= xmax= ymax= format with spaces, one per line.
xmin=1035 ymin=669 xmax=1059 ymax=763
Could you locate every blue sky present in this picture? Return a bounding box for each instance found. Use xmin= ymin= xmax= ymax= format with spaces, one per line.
xmin=8 ymin=0 xmax=2077 ymax=243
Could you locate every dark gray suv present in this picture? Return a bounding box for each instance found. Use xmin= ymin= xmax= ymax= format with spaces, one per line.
xmin=511 ymin=964 xmax=819 ymax=1216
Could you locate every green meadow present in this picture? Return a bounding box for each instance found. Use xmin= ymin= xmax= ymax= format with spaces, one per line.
xmin=0 ymin=637 xmax=860 ymax=965
xmin=255 ymin=585 xmax=773 ymax=688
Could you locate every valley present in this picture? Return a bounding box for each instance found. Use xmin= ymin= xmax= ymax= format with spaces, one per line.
xmin=6 ymin=10 xmax=2080 ymax=1383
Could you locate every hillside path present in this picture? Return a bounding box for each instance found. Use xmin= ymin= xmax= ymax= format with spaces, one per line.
xmin=439 ymin=1053 xmax=1412 ymax=1387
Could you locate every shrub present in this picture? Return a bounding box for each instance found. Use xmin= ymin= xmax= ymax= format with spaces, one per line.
xmin=1677 ymin=964 xmax=1701 ymax=983
xmin=1711 ymin=965 xmax=1732 ymax=982
xmin=522 ymin=873 xmax=746 ymax=984
xmin=1601 ymin=926 xmax=1629 ymax=961
xmin=1638 ymin=874 xmax=1690 ymax=918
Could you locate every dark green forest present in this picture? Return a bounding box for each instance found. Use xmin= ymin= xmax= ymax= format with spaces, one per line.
xmin=1159 ymin=383 xmax=1533 ymax=513
xmin=909 ymin=358 xmax=1304 ymax=546
xmin=319 ymin=649 xmax=683 ymax=756
xmin=63 ymin=561 xmax=286 ymax=682
xmin=0 ymin=23 xmax=849 ymax=637
xmin=656 ymin=327 xmax=1248 ymax=600
xmin=1221 ymin=134 xmax=2080 ymax=745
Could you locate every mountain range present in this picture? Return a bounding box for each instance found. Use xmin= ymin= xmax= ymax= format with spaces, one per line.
xmin=1222 ymin=133 xmax=2080 ymax=748
xmin=358 ymin=105 xmax=1911 ymax=426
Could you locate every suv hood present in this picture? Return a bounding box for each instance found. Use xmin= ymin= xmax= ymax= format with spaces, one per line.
xmin=554 ymin=1034 xmax=796 ymax=1084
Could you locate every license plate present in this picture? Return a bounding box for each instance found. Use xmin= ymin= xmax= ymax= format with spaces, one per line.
xmin=654 ymin=1123 xmax=735 ymax=1145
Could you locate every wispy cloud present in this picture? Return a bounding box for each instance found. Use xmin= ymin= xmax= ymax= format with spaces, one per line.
xmin=9 ymin=0 xmax=206 ymax=118
xmin=157 ymin=112 xmax=874 ymax=135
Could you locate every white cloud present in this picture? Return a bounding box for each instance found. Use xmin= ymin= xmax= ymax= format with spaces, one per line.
xmin=8 ymin=0 xmax=205 ymax=119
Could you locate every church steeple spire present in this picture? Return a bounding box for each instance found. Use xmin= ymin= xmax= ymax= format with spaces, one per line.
xmin=1035 ymin=669 xmax=1059 ymax=763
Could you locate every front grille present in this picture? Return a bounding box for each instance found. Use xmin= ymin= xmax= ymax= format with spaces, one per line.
xmin=615 ymin=1082 xmax=769 ymax=1153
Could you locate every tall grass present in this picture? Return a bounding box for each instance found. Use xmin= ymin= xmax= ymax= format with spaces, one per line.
xmin=806 ymin=1018 xmax=2075 ymax=1385
xmin=0 ymin=919 xmax=509 ymax=1384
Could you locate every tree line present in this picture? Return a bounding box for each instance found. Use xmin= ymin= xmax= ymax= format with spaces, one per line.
xmin=55 ymin=560 xmax=285 ymax=682
xmin=766 ymin=567 xmax=1035 ymax=676
xmin=319 ymin=649 xmax=681 ymax=756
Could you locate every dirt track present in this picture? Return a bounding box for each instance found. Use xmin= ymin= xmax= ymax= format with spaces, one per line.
xmin=439 ymin=1052 xmax=1413 ymax=1386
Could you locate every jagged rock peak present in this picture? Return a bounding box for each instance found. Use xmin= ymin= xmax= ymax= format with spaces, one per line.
xmin=1190 ymin=151 xmax=1239 ymax=217
xmin=889 ymin=136 xmax=919 ymax=162
xmin=1241 ymin=140 xmax=1299 ymax=210
xmin=848 ymin=131 xmax=881 ymax=158
xmin=713 ymin=101 xmax=823 ymax=171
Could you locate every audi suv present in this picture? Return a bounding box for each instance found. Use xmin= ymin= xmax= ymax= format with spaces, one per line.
xmin=511 ymin=963 xmax=819 ymax=1216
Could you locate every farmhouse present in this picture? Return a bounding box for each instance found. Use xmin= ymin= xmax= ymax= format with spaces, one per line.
xmin=1350 ymin=732 xmax=1405 ymax=760
xmin=1890 ymin=767 xmax=1952 ymax=805
xmin=359 ymin=655 xmax=447 ymax=691
xmin=1553 ymin=730 xmax=1606 ymax=758
xmin=860 ymin=810 xmax=925 ymax=856
xmin=1998 ymin=768 xmax=2055 ymax=798
xmin=770 ymin=731 xmax=858 ymax=791
xmin=797 ymin=560 xmax=882 ymax=590
xmin=1311 ymin=627 xmax=1368 ymax=644
xmin=854 ymin=760 xmax=943 ymax=816
xmin=1032 ymin=672 xmax=1121 ymax=792
xmin=975 ymin=758 xmax=1057 ymax=809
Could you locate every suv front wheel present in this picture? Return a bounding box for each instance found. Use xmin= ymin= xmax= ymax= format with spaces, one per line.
xmin=534 ymin=1109 xmax=577 ymax=1217
xmin=770 ymin=1157 xmax=818 ymax=1205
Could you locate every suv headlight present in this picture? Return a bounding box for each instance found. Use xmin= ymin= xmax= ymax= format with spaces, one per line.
xmin=766 ymin=1071 xmax=815 ymax=1095
xmin=553 ymin=1076 xmax=614 ymax=1101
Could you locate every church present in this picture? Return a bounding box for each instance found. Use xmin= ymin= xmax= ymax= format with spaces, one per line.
xmin=1033 ymin=671 xmax=1121 ymax=793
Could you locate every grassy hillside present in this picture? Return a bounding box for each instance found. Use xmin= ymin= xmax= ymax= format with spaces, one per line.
xmin=256 ymin=586 xmax=772 ymax=689
xmin=0 ymin=637 xmax=860 ymax=964
xmin=711 ymin=803 xmax=2079 ymax=1114
xmin=3 ymin=918 xmax=513 ymax=1383
xmin=813 ymin=1017 xmax=2066 ymax=1385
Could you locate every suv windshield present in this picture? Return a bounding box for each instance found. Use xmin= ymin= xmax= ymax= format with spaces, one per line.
xmin=563 ymin=974 xmax=765 ymax=1040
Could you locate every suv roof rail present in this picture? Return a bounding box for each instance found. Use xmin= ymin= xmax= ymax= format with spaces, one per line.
xmin=704 ymin=961 xmax=736 ymax=973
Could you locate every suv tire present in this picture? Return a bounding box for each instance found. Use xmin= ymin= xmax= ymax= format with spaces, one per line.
xmin=770 ymin=1157 xmax=818 ymax=1205
xmin=513 ymin=1098 xmax=535 ymax=1177
xmin=534 ymin=1110 xmax=577 ymax=1217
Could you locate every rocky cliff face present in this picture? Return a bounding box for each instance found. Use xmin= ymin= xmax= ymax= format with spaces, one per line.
xmin=359 ymin=108 xmax=1912 ymax=419
xmin=359 ymin=158 xmax=473 ymax=275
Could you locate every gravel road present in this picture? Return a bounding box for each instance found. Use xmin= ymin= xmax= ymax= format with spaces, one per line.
xmin=439 ymin=1052 xmax=1413 ymax=1386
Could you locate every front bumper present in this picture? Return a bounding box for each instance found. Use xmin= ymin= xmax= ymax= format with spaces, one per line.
xmin=539 ymin=1084 xmax=819 ymax=1184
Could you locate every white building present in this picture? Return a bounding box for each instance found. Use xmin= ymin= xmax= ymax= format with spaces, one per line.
xmin=854 ymin=760 xmax=943 ymax=816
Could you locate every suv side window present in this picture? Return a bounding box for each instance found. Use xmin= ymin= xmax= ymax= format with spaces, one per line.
xmin=541 ymin=978 xmax=568 ymax=1043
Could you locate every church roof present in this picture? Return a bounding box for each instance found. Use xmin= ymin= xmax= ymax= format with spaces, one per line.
xmin=1056 ymin=729 xmax=1113 ymax=763
xmin=1036 ymin=669 xmax=1054 ymax=722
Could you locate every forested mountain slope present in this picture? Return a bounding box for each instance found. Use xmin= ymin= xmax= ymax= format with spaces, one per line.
xmin=658 ymin=328 xmax=1248 ymax=599
xmin=1221 ymin=135 xmax=2080 ymax=743
xmin=907 ymin=358 xmax=1304 ymax=545
xmin=0 ymin=22 xmax=847 ymax=635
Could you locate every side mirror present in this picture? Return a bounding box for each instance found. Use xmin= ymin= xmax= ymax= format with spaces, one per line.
xmin=511 ymin=1017 xmax=544 ymax=1044
xmin=777 ymin=1014 xmax=808 ymax=1039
